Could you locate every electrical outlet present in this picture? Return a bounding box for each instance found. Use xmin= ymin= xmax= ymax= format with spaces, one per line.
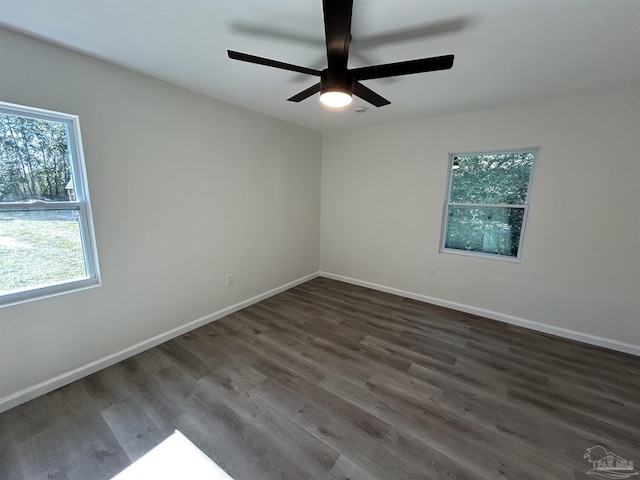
xmin=226 ymin=273 xmax=234 ymax=286
xmin=427 ymin=267 xmax=436 ymax=278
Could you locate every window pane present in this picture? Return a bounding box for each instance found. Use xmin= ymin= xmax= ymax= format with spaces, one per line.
xmin=450 ymin=152 xmax=533 ymax=204
xmin=0 ymin=210 xmax=88 ymax=294
xmin=445 ymin=206 xmax=525 ymax=257
xmin=0 ymin=113 xmax=73 ymax=203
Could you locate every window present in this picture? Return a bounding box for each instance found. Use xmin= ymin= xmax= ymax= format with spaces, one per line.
xmin=441 ymin=148 xmax=536 ymax=260
xmin=0 ymin=101 xmax=100 ymax=306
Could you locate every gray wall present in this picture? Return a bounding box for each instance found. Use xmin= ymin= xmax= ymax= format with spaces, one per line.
xmin=0 ymin=28 xmax=322 ymax=407
xmin=321 ymin=88 xmax=640 ymax=353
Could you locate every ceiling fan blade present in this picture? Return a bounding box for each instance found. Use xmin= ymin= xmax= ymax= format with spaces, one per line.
xmin=228 ymin=50 xmax=322 ymax=76
xmin=352 ymin=82 xmax=390 ymax=107
xmin=323 ymin=0 xmax=353 ymax=71
xmin=352 ymin=54 xmax=454 ymax=80
xmin=287 ymin=83 xmax=322 ymax=102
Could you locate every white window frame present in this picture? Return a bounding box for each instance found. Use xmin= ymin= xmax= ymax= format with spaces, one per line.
xmin=0 ymin=101 xmax=101 ymax=306
xmin=440 ymin=147 xmax=538 ymax=262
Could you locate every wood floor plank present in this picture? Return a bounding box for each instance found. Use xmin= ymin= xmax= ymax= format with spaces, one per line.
xmin=16 ymin=413 xmax=129 ymax=479
xmin=107 ymin=358 xmax=186 ymax=428
xmin=2 ymin=277 xmax=638 ymax=480
xmin=439 ymin=380 xmax=624 ymax=473
xmin=0 ymin=443 xmax=23 ymax=480
xmin=319 ymin=373 xmax=575 ymax=480
xmin=173 ymin=405 xmax=272 ymax=479
xmin=157 ymin=339 xmax=211 ymax=380
xmin=325 ymin=455 xmax=378 ymax=480
xmin=14 ymin=425 xmax=78 ymax=480
xmin=100 ymin=395 xmax=168 ymax=462
xmin=0 ymin=400 xmax=52 ymax=450
xmin=195 ymin=367 xmax=341 ymax=479
xmin=316 ymin=375 xmax=483 ymax=480
xmin=184 ymin=392 xmax=313 ymax=480
xmin=252 ymin=378 xmax=426 ymax=480
xmin=80 ymin=365 xmax=132 ymax=412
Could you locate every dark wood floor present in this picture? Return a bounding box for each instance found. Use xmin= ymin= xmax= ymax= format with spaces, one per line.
xmin=1 ymin=277 xmax=639 ymax=480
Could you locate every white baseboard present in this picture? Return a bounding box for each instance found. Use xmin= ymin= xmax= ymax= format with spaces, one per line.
xmin=319 ymin=271 xmax=640 ymax=357
xmin=0 ymin=272 xmax=319 ymax=414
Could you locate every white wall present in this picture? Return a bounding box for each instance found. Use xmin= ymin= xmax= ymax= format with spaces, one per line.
xmin=0 ymin=29 xmax=321 ymax=408
xmin=321 ymin=88 xmax=640 ymax=353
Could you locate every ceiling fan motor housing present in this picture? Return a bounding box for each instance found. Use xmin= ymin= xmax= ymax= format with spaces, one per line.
xmin=321 ymin=68 xmax=353 ymax=95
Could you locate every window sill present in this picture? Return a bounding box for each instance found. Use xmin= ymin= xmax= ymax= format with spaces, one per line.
xmin=0 ymin=277 xmax=101 ymax=308
xmin=440 ymin=247 xmax=523 ymax=264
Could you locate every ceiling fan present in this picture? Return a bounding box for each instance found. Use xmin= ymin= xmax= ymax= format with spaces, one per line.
xmin=227 ymin=0 xmax=455 ymax=108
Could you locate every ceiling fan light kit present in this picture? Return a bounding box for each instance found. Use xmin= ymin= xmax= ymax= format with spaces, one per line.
xmin=228 ymin=0 xmax=454 ymax=110
xmin=320 ymin=89 xmax=352 ymax=108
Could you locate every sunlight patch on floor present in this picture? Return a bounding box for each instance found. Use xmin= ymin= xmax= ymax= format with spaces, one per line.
xmin=111 ymin=430 xmax=234 ymax=480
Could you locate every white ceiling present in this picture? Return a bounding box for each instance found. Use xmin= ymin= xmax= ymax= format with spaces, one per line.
xmin=1 ymin=0 xmax=639 ymax=132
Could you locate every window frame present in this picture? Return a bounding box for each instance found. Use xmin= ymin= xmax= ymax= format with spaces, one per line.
xmin=0 ymin=101 xmax=101 ymax=306
xmin=440 ymin=147 xmax=538 ymax=262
